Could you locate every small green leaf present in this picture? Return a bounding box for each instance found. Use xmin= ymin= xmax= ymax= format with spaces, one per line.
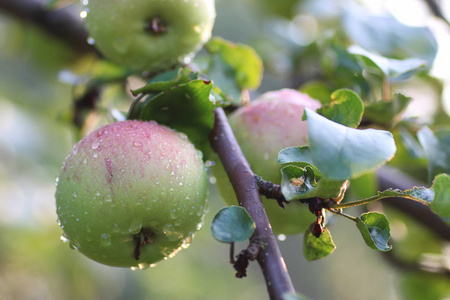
xmin=136 ymin=80 xmax=215 ymax=150
xmin=280 ymin=165 xmax=346 ymax=201
xmin=303 ymin=228 xmax=336 ymax=261
xmin=317 ymin=89 xmax=364 ymax=128
xmin=364 ymin=94 xmax=412 ymax=125
xmin=348 ymin=45 xmax=427 ymax=80
xmin=211 ymin=206 xmax=256 ymax=243
xmin=205 ymin=37 xmax=263 ymax=90
xmin=356 ymin=212 xmax=392 ymax=252
xmin=204 ymin=37 xmax=263 ymax=104
xmin=304 ymin=108 xmax=396 ymax=180
xmin=430 ymin=173 xmax=450 ymax=218
xmin=417 ymin=126 xmax=450 ymax=182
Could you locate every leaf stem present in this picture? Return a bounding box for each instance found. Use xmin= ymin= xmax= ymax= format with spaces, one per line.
xmin=327 ymin=193 xmax=431 ymax=210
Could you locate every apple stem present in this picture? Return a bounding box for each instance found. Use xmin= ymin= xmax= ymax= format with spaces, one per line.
xmin=145 ymin=16 xmax=167 ymax=35
xmin=133 ymin=228 xmax=155 ymax=260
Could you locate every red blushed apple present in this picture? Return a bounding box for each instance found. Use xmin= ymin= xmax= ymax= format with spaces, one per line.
xmin=55 ymin=120 xmax=208 ymax=268
xmin=214 ymin=89 xmax=322 ymax=235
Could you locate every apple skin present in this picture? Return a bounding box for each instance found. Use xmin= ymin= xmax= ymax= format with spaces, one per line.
xmin=213 ymin=89 xmax=322 ymax=235
xmin=55 ymin=120 xmax=208 ymax=268
xmin=84 ymin=0 xmax=216 ymax=73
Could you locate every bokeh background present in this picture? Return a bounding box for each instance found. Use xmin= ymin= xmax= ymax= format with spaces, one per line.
xmin=0 ymin=0 xmax=449 ymax=299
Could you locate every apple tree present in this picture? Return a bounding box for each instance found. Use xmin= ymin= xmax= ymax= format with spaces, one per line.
xmin=0 ymin=0 xmax=449 ymax=299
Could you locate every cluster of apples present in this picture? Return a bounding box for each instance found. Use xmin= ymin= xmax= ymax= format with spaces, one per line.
xmin=56 ymin=0 xmax=322 ymax=269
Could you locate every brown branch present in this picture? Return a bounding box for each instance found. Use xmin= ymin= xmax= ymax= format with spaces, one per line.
xmin=0 ymin=0 xmax=98 ymax=55
xmin=210 ymin=107 xmax=296 ymax=300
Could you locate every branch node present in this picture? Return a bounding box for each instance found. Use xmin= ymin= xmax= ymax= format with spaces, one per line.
xmin=255 ymin=175 xmax=286 ymax=208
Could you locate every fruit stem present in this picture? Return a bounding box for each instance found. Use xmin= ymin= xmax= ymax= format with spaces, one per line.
xmin=145 ymin=16 xmax=167 ymax=35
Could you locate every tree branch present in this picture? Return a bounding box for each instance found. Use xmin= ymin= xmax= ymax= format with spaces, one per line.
xmin=0 ymin=0 xmax=97 ymax=54
xmin=210 ymin=107 xmax=296 ymax=300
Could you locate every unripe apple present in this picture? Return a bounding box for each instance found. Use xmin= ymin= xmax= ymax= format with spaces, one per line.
xmin=84 ymin=0 xmax=216 ymax=73
xmin=214 ymin=89 xmax=322 ymax=235
xmin=55 ymin=120 xmax=208 ymax=268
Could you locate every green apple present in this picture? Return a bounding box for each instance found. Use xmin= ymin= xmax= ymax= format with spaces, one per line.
xmin=55 ymin=120 xmax=208 ymax=268
xmin=213 ymin=89 xmax=322 ymax=235
xmin=84 ymin=0 xmax=216 ymax=73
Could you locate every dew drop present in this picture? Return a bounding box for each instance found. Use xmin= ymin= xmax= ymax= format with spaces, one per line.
xmin=93 ymin=153 xmax=98 ymax=158
xmin=138 ymin=262 xmax=150 ymax=270
xmin=91 ymin=141 xmax=100 ymax=150
xmin=72 ymin=191 xmax=78 ymax=198
xmin=100 ymin=233 xmax=111 ymax=247
xmin=69 ymin=239 xmax=81 ymax=250
xmin=60 ymin=234 xmax=69 ymax=243
xmin=277 ymin=234 xmax=287 ymax=241
xmin=129 ymin=219 xmax=142 ymax=234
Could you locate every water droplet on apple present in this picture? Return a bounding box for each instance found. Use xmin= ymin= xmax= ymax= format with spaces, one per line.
xmin=87 ymin=37 xmax=95 ymax=45
xmin=60 ymin=234 xmax=69 ymax=243
xmin=129 ymin=219 xmax=142 ymax=234
xmin=138 ymin=262 xmax=150 ymax=270
xmin=91 ymin=141 xmax=99 ymax=150
xmin=69 ymin=239 xmax=81 ymax=250
xmin=72 ymin=191 xmax=77 ymax=198
xmin=100 ymin=233 xmax=111 ymax=247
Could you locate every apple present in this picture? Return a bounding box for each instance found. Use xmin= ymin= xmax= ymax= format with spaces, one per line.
xmin=213 ymin=89 xmax=322 ymax=235
xmin=55 ymin=120 xmax=208 ymax=268
xmin=83 ymin=0 xmax=216 ymax=73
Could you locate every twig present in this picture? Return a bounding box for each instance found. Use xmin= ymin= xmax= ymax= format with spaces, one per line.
xmin=210 ymin=107 xmax=296 ymax=300
xmin=0 ymin=0 xmax=98 ymax=55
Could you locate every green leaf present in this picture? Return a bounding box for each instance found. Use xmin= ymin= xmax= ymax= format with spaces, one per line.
xmin=280 ymin=165 xmax=346 ymax=201
xmin=417 ymin=126 xmax=450 ymax=182
xmin=348 ymin=45 xmax=427 ymax=80
xmin=304 ymin=108 xmax=396 ymax=180
xmin=430 ymin=173 xmax=450 ymax=218
xmin=356 ymin=212 xmax=392 ymax=252
xmin=342 ymin=8 xmax=437 ymax=66
xmin=278 ymin=146 xmax=314 ymax=166
xmin=300 ymin=81 xmax=333 ymax=105
xmin=211 ymin=206 xmax=256 ymax=243
xmin=204 ymin=37 xmax=263 ymax=104
xmin=131 ymin=68 xmax=196 ymax=95
xmin=364 ymin=94 xmax=412 ymax=125
xmin=136 ymin=80 xmax=215 ymax=150
xmin=317 ymin=89 xmax=364 ymax=128
xmin=303 ymin=228 xmax=336 ymax=261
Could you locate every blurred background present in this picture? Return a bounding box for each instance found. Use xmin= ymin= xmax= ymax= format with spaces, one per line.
xmin=0 ymin=0 xmax=449 ymax=299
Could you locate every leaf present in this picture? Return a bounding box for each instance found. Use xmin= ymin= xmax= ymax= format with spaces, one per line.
xmin=204 ymin=37 xmax=263 ymax=104
xmin=278 ymin=146 xmax=314 ymax=166
xmin=356 ymin=212 xmax=392 ymax=252
xmin=348 ymin=45 xmax=427 ymax=80
xmin=136 ymin=80 xmax=215 ymax=150
xmin=205 ymin=37 xmax=263 ymax=89
xmin=304 ymin=108 xmax=397 ymax=180
xmin=430 ymin=173 xmax=450 ymax=218
xmin=211 ymin=206 xmax=256 ymax=243
xmin=131 ymin=68 xmax=196 ymax=95
xmin=300 ymin=81 xmax=333 ymax=105
xmin=303 ymin=228 xmax=336 ymax=261
xmin=317 ymin=89 xmax=364 ymax=128
xmin=364 ymin=94 xmax=412 ymax=125
xmin=280 ymin=165 xmax=346 ymax=201
xmin=342 ymin=8 xmax=437 ymax=66
xmin=417 ymin=126 xmax=450 ymax=182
